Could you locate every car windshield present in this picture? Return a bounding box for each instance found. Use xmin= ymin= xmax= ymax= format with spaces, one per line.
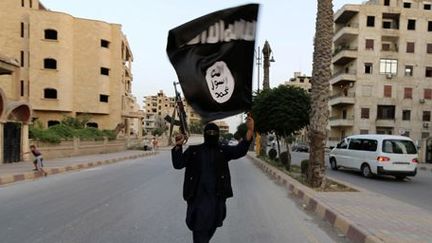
xmin=382 ymin=140 xmax=417 ymax=154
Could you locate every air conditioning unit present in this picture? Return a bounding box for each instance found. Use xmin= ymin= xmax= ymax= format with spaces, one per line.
xmin=420 ymin=99 xmax=426 ymax=104
xmin=423 ymin=122 xmax=430 ymax=129
xmin=386 ymin=73 xmax=393 ymax=79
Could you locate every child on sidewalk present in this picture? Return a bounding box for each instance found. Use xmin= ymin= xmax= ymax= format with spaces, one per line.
xmin=24 ymin=145 xmax=47 ymax=176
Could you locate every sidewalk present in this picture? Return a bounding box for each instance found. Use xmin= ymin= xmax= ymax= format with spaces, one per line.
xmin=248 ymin=153 xmax=432 ymax=243
xmin=0 ymin=150 xmax=157 ymax=186
xmin=418 ymin=162 xmax=432 ymax=172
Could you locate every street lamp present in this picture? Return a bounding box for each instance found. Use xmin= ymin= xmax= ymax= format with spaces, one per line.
xmin=255 ymin=46 xmax=262 ymax=93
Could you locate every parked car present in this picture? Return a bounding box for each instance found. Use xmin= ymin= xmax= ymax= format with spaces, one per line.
xmin=329 ymin=134 xmax=418 ymax=180
xmin=292 ymin=143 xmax=309 ymax=152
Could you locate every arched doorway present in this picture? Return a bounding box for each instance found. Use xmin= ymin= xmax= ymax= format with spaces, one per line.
xmin=3 ymin=103 xmax=31 ymax=163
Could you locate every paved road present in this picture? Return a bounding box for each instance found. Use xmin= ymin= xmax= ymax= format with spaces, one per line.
xmin=291 ymin=151 xmax=432 ymax=212
xmin=0 ymin=151 xmax=346 ymax=243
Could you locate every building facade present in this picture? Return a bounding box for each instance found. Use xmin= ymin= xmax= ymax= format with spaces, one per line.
xmin=285 ymin=72 xmax=311 ymax=144
xmin=0 ymin=0 xmax=143 ymax=141
xmin=143 ymin=90 xmax=200 ymax=133
xmin=330 ymin=0 xmax=432 ymax=161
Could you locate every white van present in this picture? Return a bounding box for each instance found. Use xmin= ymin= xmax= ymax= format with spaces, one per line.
xmin=329 ymin=134 xmax=418 ymax=180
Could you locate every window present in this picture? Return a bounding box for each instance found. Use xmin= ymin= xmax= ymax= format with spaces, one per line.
xmin=361 ymin=108 xmax=370 ymax=119
xmin=407 ymin=19 xmax=416 ymax=30
xmin=406 ymin=42 xmax=415 ymax=53
xmin=384 ymin=85 xmax=392 ymax=97
xmin=20 ymin=51 xmax=24 ymax=67
xmin=29 ymin=0 xmax=32 ymax=8
xmin=21 ymin=0 xmax=24 ymax=7
xmin=100 ymin=94 xmax=109 ymax=103
xmin=425 ymin=3 xmax=432 ymax=10
xmin=429 ymin=21 xmax=432 ymax=31
xmin=48 ymin=120 xmax=60 ymax=127
xmin=44 ymin=88 xmax=57 ymax=99
xmin=424 ymin=111 xmax=431 ymax=121
xmin=404 ymin=2 xmax=411 ymax=8
xmin=426 ymin=67 xmax=432 ymax=77
xmin=87 ymin=122 xmax=98 ymax=128
xmin=382 ymin=42 xmax=391 ymax=51
xmin=377 ymin=105 xmax=395 ymax=119
xmin=101 ymin=39 xmax=110 ymax=48
xmin=336 ymin=140 xmax=348 ymax=149
xmin=365 ymin=63 xmax=373 ymax=74
xmin=360 ymin=130 xmax=369 ymax=135
xmin=21 ymin=22 xmax=24 ymax=38
xmin=427 ymin=44 xmax=432 ymax=54
xmin=384 ymin=0 xmax=390 ymax=6
xmin=382 ymin=140 xmax=417 ymax=154
xmin=348 ymin=139 xmax=362 ymax=150
xmin=425 ymin=89 xmax=432 ymax=99
xmin=404 ymin=87 xmax=413 ymax=99
xmin=100 ymin=67 xmax=110 ymax=76
xmin=380 ymin=59 xmax=397 ymax=74
xmin=348 ymin=139 xmax=378 ymax=151
xmin=44 ymin=29 xmax=58 ymax=40
xmin=405 ymin=65 xmax=413 ymax=76
xmin=20 ymin=80 xmax=24 ymax=97
xmin=44 ymin=58 xmax=57 ymax=69
xmin=365 ymin=39 xmax=374 ymax=50
xmin=383 ymin=20 xmax=392 ymax=29
xmin=367 ymin=16 xmax=375 ymax=27
xmin=402 ymin=110 xmax=411 ymax=120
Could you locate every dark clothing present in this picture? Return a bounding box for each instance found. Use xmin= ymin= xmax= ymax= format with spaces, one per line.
xmin=172 ymin=138 xmax=251 ymax=234
xmin=193 ymin=227 xmax=217 ymax=243
xmin=31 ymin=149 xmax=41 ymax=157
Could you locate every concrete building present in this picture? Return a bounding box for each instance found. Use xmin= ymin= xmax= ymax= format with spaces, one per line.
xmin=0 ymin=0 xmax=143 ymax=145
xmin=143 ymin=90 xmax=200 ymax=133
xmin=285 ymin=72 xmax=311 ymax=144
xmin=330 ymin=0 xmax=432 ymax=162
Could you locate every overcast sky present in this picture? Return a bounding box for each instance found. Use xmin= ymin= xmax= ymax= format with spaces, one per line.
xmin=41 ymin=0 xmax=364 ymax=132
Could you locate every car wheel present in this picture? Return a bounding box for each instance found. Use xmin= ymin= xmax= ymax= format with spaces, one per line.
xmin=330 ymin=158 xmax=338 ymax=170
xmin=361 ymin=164 xmax=373 ymax=178
xmin=395 ymin=176 xmax=406 ymax=181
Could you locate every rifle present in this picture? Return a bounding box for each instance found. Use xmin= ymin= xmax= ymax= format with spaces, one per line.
xmin=173 ymin=82 xmax=189 ymax=142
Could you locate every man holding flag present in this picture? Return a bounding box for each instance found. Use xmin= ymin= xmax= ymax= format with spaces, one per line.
xmin=167 ymin=3 xmax=259 ymax=242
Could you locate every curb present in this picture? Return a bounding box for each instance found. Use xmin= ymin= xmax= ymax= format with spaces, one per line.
xmin=247 ymin=154 xmax=383 ymax=243
xmin=0 ymin=151 xmax=158 ymax=187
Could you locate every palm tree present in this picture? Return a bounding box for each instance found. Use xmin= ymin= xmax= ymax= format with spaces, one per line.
xmin=307 ymin=0 xmax=333 ymax=188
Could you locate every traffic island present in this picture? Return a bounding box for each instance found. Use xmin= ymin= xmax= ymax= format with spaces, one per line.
xmin=248 ymin=153 xmax=432 ymax=243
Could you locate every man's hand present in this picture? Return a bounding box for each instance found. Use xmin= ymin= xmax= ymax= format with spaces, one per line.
xmin=175 ymin=134 xmax=187 ymax=146
xmin=246 ymin=113 xmax=254 ymax=141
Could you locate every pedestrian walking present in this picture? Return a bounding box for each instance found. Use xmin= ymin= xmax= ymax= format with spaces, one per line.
xmin=24 ymin=145 xmax=47 ymax=176
xmin=171 ymin=113 xmax=254 ymax=243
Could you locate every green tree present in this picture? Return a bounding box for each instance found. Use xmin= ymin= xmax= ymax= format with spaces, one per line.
xmin=189 ymin=120 xmax=204 ymax=134
xmin=308 ymin=0 xmax=333 ymax=188
xmin=252 ymin=85 xmax=310 ymax=164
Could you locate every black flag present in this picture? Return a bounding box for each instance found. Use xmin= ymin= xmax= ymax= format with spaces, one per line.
xmin=167 ymin=4 xmax=259 ymax=123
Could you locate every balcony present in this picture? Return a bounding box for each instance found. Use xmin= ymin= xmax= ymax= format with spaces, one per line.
xmin=330 ymin=70 xmax=356 ymax=86
xmin=329 ymin=92 xmax=355 ymax=107
xmin=332 ymin=46 xmax=357 ymax=66
xmin=334 ymin=24 xmax=359 ymax=45
xmin=375 ymin=119 xmax=395 ymax=128
xmin=329 ymin=116 xmax=354 ymax=127
xmin=334 ymin=6 xmax=359 ymax=24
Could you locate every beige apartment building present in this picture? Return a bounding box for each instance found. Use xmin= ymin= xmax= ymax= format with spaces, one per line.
xmin=330 ymin=0 xmax=432 ymax=162
xmin=0 ymin=0 xmax=143 ymax=138
xmin=285 ymin=72 xmax=311 ymax=144
xmin=143 ymin=90 xmax=200 ymax=133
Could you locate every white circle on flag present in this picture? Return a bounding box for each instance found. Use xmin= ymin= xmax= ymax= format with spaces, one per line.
xmin=205 ymin=61 xmax=235 ymax=104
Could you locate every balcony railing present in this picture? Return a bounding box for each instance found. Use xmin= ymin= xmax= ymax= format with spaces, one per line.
xmin=333 ymin=46 xmax=358 ymax=56
xmin=331 ymin=70 xmax=357 ymax=78
xmin=329 ymin=92 xmax=355 ymax=100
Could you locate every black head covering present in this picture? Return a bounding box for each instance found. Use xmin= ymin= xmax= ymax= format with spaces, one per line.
xmin=204 ymin=123 xmax=220 ymax=146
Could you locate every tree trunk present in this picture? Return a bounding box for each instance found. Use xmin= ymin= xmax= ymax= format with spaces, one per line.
xmin=307 ymin=0 xmax=333 ymax=188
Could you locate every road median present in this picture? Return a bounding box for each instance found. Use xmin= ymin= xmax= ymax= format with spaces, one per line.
xmin=248 ymin=153 xmax=432 ymax=243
